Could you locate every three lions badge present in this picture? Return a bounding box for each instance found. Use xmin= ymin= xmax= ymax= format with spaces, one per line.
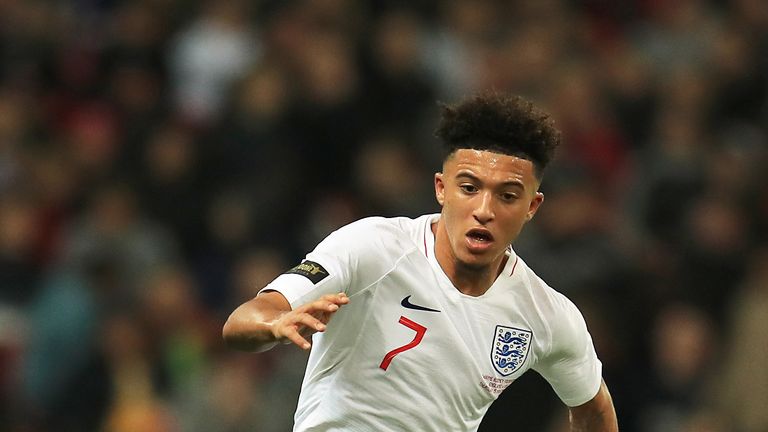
xmin=491 ymin=325 xmax=532 ymax=376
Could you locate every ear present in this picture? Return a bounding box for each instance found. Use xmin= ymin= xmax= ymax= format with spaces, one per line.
xmin=526 ymin=192 xmax=544 ymax=222
xmin=434 ymin=172 xmax=445 ymax=206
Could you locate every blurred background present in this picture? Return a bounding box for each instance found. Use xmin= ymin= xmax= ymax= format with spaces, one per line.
xmin=0 ymin=0 xmax=766 ymax=431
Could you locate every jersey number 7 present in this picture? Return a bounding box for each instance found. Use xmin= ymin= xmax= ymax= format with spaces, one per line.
xmin=379 ymin=316 xmax=427 ymax=370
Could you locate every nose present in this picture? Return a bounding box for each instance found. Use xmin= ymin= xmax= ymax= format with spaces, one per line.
xmin=473 ymin=191 xmax=495 ymax=224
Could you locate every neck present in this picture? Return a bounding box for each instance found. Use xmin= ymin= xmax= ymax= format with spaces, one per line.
xmin=432 ymin=221 xmax=507 ymax=297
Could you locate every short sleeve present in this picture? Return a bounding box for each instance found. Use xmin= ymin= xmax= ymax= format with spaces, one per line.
xmin=258 ymin=217 xmax=395 ymax=309
xmin=533 ymin=297 xmax=602 ymax=407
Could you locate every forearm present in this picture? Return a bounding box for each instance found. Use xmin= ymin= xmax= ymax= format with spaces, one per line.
xmin=569 ymin=408 xmax=617 ymax=432
xmin=568 ymin=380 xmax=618 ymax=432
xmin=223 ymin=291 xmax=349 ymax=352
xmin=223 ymin=306 xmax=281 ymax=352
xmin=222 ymin=295 xmax=287 ymax=352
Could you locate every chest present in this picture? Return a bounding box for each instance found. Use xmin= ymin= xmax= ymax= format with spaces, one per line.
xmin=338 ymin=258 xmax=544 ymax=399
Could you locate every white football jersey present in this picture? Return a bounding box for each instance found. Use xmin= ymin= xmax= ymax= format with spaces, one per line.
xmin=260 ymin=214 xmax=602 ymax=432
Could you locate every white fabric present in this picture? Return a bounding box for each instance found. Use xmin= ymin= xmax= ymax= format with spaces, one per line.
xmin=260 ymin=214 xmax=602 ymax=432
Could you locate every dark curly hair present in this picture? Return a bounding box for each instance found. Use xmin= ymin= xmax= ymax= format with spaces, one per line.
xmin=434 ymin=92 xmax=560 ymax=179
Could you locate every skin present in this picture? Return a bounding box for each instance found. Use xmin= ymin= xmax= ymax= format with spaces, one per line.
xmin=222 ymin=291 xmax=349 ymax=352
xmin=433 ymin=149 xmax=543 ymax=296
xmin=222 ymin=147 xmax=617 ymax=430
xmin=569 ymin=380 xmax=618 ymax=432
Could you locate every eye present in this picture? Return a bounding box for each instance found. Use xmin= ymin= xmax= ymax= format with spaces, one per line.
xmin=501 ymin=192 xmax=518 ymax=201
xmin=459 ymin=184 xmax=478 ymax=194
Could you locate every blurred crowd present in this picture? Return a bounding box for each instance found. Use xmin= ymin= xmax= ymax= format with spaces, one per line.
xmin=0 ymin=0 xmax=767 ymax=431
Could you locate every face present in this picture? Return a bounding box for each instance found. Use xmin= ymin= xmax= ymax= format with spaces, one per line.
xmin=434 ymin=149 xmax=544 ymax=272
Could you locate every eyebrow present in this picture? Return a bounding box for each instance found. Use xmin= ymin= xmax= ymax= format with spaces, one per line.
xmin=455 ymin=171 xmax=526 ymax=190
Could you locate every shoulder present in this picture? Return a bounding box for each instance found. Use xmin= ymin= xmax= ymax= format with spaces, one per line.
xmin=306 ymin=215 xmax=429 ymax=290
xmin=335 ymin=215 xmax=427 ymax=235
xmin=516 ymin=258 xmax=581 ymax=316
xmin=515 ymin=258 xmax=589 ymax=348
xmin=331 ymin=215 xmax=412 ymax=237
xmin=324 ymin=215 xmax=427 ymax=252
xmin=313 ymin=214 xmax=429 ymax=267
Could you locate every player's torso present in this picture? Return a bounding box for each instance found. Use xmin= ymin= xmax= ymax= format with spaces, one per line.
xmin=297 ymin=217 xmax=546 ymax=431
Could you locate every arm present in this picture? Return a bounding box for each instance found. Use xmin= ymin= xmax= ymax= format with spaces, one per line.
xmin=222 ymin=291 xmax=349 ymax=352
xmin=568 ymin=379 xmax=618 ymax=432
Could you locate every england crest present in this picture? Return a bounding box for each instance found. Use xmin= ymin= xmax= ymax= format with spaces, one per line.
xmin=491 ymin=325 xmax=532 ymax=376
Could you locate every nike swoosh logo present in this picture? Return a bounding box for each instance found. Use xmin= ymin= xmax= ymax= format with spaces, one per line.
xmin=401 ymin=295 xmax=441 ymax=313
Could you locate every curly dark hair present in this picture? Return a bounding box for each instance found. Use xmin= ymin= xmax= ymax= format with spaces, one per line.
xmin=434 ymin=92 xmax=560 ymax=179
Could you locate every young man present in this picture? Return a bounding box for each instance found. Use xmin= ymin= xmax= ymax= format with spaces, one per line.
xmin=223 ymin=93 xmax=619 ymax=431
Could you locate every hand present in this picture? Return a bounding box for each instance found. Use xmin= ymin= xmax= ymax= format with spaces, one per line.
xmin=270 ymin=293 xmax=349 ymax=350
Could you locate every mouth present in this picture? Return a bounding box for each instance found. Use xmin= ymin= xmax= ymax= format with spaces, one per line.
xmin=466 ymin=228 xmax=495 ymax=250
